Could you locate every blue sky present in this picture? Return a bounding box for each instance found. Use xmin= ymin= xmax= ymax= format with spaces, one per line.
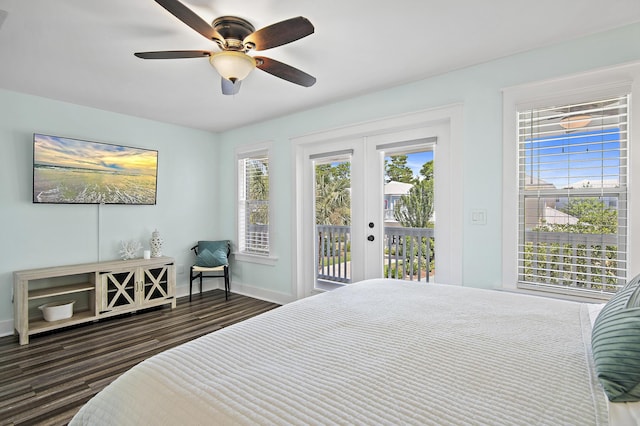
xmin=523 ymin=128 xmax=622 ymax=188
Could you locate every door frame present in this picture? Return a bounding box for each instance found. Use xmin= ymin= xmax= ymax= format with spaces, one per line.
xmin=292 ymin=105 xmax=464 ymax=299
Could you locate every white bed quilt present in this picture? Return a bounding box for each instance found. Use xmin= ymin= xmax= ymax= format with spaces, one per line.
xmin=71 ymin=279 xmax=609 ymax=425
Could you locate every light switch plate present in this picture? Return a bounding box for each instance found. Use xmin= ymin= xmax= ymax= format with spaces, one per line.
xmin=471 ymin=209 xmax=487 ymax=225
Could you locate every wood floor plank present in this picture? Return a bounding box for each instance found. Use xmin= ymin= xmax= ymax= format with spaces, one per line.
xmin=0 ymin=290 xmax=279 ymax=425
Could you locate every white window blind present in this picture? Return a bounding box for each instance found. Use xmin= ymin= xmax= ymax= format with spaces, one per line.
xmin=517 ymin=94 xmax=628 ymax=295
xmin=238 ymin=153 xmax=269 ymax=256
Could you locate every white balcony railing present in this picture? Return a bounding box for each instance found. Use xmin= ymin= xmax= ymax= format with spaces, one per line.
xmin=317 ymin=225 xmax=351 ymax=283
xmin=314 ymin=226 xmax=624 ymax=294
xmin=384 ymin=227 xmax=434 ymax=282
xmin=316 ymin=225 xmax=435 ymax=284
xmin=520 ymin=231 xmax=625 ymax=294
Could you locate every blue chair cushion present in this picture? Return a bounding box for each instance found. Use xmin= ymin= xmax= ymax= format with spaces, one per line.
xmin=195 ymin=241 xmax=228 ymax=268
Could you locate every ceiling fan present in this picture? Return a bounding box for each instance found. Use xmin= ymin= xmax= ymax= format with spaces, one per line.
xmin=135 ymin=0 xmax=316 ymax=95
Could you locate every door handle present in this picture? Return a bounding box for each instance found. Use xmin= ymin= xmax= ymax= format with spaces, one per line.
xmin=367 ymin=235 xmax=375 ymax=241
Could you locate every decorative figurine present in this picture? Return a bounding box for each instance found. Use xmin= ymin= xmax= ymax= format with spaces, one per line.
xmin=119 ymin=240 xmax=142 ymax=260
xmin=150 ymin=229 xmax=163 ymax=258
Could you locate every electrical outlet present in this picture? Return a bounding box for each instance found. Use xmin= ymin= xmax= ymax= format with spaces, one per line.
xmin=177 ymin=264 xmax=185 ymax=275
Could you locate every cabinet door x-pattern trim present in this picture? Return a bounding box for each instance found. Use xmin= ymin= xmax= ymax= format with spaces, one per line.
xmin=100 ymin=263 xmax=175 ymax=313
xmin=143 ymin=265 xmax=173 ymax=302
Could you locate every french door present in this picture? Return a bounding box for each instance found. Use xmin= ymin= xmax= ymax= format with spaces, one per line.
xmin=297 ymin=127 xmax=441 ymax=296
xmin=301 ymin=138 xmax=366 ymax=293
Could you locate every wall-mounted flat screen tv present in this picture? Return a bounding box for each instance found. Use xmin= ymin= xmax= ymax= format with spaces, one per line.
xmin=33 ymin=133 xmax=158 ymax=205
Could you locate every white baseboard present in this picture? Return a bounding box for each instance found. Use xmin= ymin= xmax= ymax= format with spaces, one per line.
xmin=0 ymin=282 xmax=294 ymax=339
xmin=176 ymin=279 xmax=294 ymax=306
xmin=228 ymin=281 xmax=295 ymax=305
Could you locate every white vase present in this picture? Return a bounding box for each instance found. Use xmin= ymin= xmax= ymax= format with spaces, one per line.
xmin=150 ymin=229 xmax=163 ymax=258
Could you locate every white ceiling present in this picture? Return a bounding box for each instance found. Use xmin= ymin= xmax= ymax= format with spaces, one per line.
xmin=1 ymin=0 xmax=639 ymax=133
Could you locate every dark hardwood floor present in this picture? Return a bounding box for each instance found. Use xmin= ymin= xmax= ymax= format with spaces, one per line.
xmin=0 ymin=290 xmax=280 ymax=425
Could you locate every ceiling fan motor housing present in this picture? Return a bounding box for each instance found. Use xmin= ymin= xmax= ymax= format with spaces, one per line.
xmin=212 ymin=16 xmax=256 ymax=50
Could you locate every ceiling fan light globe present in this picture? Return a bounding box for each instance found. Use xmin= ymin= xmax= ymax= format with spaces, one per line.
xmin=210 ymin=51 xmax=256 ymax=82
xmin=560 ymin=114 xmax=592 ymax=129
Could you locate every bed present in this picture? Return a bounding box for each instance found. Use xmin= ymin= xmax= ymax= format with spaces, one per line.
xmin=70 ymin=278 xmax=640 ymax=425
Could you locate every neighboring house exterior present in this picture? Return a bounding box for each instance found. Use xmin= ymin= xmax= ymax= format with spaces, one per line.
xmin=564 ymin=179 xmax=619 ymax=189
xmin=562 ymin=179 xmax=620 ymax=211
xmin=539 ymin=205 xmax=579 ymax=226
xmin=384 ymin=181 xmax=413 ymax=226
xmin=524 ymin=176 xmax=620 ymax=229
xmin=523 ymin=176 xmax=578 ymax=229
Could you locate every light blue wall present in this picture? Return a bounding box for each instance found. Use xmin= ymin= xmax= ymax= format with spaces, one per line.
xmin=217 ymin=22 xmax=640 ymax=293
xmin=2 ymin=23 xmax=640 ymax=333
xmin=0 ymin=90 xmax=218 ymax=330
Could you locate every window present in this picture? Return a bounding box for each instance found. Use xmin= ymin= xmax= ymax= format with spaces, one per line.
xmin=517 ymin=95 xmax=628 ymax=295
xmin=237 ymin=148 xmax=270 ymax=257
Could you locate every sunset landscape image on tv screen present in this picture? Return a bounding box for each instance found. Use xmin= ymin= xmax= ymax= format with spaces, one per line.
xmin=33 ymin=134 xmax=158 ymax=204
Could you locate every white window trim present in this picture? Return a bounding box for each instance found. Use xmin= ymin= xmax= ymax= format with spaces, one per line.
xmin=502 ymin=61 xmax=640 ymax=300
xmin=235 ymin=141 xmax=278 ymax=266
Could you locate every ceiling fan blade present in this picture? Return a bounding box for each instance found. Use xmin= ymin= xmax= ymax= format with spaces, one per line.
xmin=255 ymin=56 xmax=316 ymax=87
xmin=221 ymin=78 xmax=242 ymax=95
xmin=154 ymin=0 xmax=224 ymax=43
xmin=134 ymin=50 xmax=211 ymax=59
xmin=244 ymin=17 xmax=314 ymax=51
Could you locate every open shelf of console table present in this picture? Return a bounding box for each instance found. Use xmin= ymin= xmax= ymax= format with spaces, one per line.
xmin=13 ymin=256 xmax=176 ymax=345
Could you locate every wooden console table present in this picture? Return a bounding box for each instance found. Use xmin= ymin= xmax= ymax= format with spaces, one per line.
xmin=13 ymin=257 xmax=176 ymax=345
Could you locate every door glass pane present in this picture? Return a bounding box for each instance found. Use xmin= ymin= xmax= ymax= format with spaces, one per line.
xmin=383 ymin=150 xmax=435 ymax=281
xmin=314 ymin=158 xmax=351 ymax=289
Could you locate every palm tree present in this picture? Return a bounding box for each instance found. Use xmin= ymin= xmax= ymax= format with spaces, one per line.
xmin=315 ymin=164 xmax=351 ymax=225
xmin=315 ymin=164 xmax=352 ymax=269
xmin=247 ymin=160 xmax=269 ymax=225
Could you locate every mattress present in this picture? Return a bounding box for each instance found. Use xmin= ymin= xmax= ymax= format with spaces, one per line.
xmin=71 ymin=279 xmax=609 ymax=425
